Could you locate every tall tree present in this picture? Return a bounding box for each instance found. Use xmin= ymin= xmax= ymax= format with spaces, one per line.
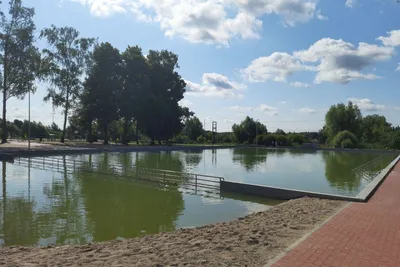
xmin=232 ymin=116 xmax=267 ymax=144
xmin=120 ymin=45 xmax=149 ymax=145
xmin=0 ymin=0 xmax=40 ymax=143
xmin=361 ymin=115 xmax=391 ymax=143
xmin=182 ymin=116 xmax=203 ymax=141
xmin=140 ymin=50 xmax=187 ymax=144
xmin=324 ymin=101 xmax=362 ymax=140
xmin=85 ymin=42 xmax=122 ymax=145
xmin=40 ymin=25 xmax=96 ymax=143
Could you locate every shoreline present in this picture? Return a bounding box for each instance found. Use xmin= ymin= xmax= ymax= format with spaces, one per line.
xmin=0 ymin=197 xmax=346 ymax=267
xmin=0 ymin=141 xmax=398 ymax=160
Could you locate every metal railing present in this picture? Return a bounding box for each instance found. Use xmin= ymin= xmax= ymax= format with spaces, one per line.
xmin=14 ymin=156 xmax=224 ymax=193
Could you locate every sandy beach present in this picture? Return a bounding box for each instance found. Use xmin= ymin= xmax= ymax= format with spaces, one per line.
xmin=0 ymin=197 xmax=345 ymax=267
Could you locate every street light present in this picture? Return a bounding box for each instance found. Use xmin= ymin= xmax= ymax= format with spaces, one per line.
xmin=28 ymin=90 xmax=31 ymax=150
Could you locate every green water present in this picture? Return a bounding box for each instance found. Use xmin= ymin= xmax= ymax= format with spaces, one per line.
xmin=0 ymin=148 xmax=396 ymax=247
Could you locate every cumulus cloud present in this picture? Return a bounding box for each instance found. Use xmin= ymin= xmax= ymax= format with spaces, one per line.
xmin=241 ymin=52 xmax=306 ymax=82
xmin=293 ymin=38 xmax=394 ymax=84
xmin=178 ymin=99 xmax=193 ymax=107
xmin=345 ymin=0 xmax=356 ymax=8
xmin=377 ymin=30 xmax=400 ymax=47
xmin=185 ymin=73 xmax=246 ymax=98
xmin=290 ymin=81 xmax=311 ymax=88
xmin=70 ymin=0 xmax=323 ymax=45
xmin=348 ymin=98 xmax=385 ymax=111
xmin=299 ymin=107 xmax=316 ymax=114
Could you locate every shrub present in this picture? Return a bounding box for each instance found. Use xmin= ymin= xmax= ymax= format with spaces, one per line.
xmin=341 ymin=139 xmax=355 ymax=148
xmin=332 ymin=130 xmax=358 ymax=148
xmin=197 ymin=135 xmax=206 ymax=143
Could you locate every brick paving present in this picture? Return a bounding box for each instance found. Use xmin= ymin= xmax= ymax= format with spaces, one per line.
xmin=272 ymin=162 xmax=400 ymax=267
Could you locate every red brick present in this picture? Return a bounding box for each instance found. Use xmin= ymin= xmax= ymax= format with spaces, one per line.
xmin=272 ymin=162 xmax=400 ymax=267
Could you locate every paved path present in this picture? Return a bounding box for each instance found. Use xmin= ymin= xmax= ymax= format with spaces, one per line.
xmin=272 ymin=162 xmax=400 ymax=267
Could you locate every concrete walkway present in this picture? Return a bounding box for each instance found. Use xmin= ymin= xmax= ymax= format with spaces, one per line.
xmin=271 ymin=162 xmax=400 ymax=267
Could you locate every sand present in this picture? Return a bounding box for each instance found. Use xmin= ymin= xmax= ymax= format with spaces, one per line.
xmin=0 ymin=197 xmax=345 ymax=267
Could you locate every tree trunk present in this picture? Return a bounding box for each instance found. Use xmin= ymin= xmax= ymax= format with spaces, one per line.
xmin=87 ymin=119 xmax=93 ymax=143
xmin=2 ymin=46 xmax=7 ymax=144
xmin=103 ymin=122 xmax=109 ymax=145
xmin=122 ymin=118 xmax=129 ymax=145
xmin=136 ymin=120 xmax=139 ymax=145
xmin=61 ymin=91 xmax=69 ymax=143
xmin=2 ymin=89 xmax=7 ymax=144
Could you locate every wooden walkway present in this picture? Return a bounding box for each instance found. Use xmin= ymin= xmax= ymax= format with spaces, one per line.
xmin=272 ymin=162 xmax=400 ymax=267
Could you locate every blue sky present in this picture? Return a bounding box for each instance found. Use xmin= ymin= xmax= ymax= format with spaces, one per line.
xmin=6 ymin=0 xmax=400 ymax=132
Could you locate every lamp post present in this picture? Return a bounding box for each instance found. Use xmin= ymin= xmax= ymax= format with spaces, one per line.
xmin=28 ymin=90 xmax=31 ymax=150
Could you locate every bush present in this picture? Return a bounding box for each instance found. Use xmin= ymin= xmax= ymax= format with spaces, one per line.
xmin=197 ymin=135 xmax=206 ymax=143
xmin=341 ymin=139 xmax=355 ymax=148
xmin=332 ymin=130 xmax=358 ymax=148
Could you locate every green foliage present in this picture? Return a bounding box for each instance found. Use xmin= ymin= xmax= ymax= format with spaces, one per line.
xmin=361 ymin=115 xmax=391 ymax=144
xmin=182 ymin=116 xmax=203 ymax=141
xmin=85 ymin=42 xmax=122 ymax=145
xmin=138 ymin=50 xmax=187 ymax=143
xmin=1 ymin=0 xmax=40 ymax=143
xmin=120 ymin=45 xmax=149 ymax=144
xmin=332 ymin=130 xmax=358 ymax=148
xmin=196 ymin=135 xmax=206 ymax=144
xmin=232 ymin=116 xmax=267 ymax=144
xmin=287 ymin=133 xmax=305 ymax=145
xmin=340 ymin=139 xmax=355 ymax=148
xmin=325 ymin=101 xmax=362 ymax=140
xmin=40 ymin=25 xmax=96 ymax=143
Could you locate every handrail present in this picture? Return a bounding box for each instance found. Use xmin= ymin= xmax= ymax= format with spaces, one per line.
xmin=14 ymin=156 xmax=225 ymax=191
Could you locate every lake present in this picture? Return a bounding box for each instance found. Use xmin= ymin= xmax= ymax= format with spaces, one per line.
xmin=0 ymin=147 xmax=396 ymax=246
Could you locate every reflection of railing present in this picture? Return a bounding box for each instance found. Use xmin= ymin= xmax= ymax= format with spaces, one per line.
xmin=14 ymin=156 xmax=224 ymax=194
xmin=352 ymin=155 xmax=388 ymax=182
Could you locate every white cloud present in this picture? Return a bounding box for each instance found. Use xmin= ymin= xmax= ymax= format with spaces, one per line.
xmin=377 ymin=30 xmax=400 ymax=47
xmin=345 ymin=0 xmax=356 ymax=8
xmin=224 ymin=119 xmax=235 ymax=124
xmin=241 ymin=52 xmax=306 ymax=82
xmin=185 ymin=73 xmax=246 ymax=98
xmin=290 ymin=81 xmax=311 ymax=88
xmin=294 ymin=38 xmax=394 ymax=84
xmin=230 ymin=104 xmax=278 ymax=116
xmin=299 ymin=107 xmax=316 ymax=114
xmin=280 ymin=101 xmax=287 ymax=104
xmin=179 ymin=99 xmax=194 ymax=107
xmin=316 ymin=10 xmax=328 ymax=21
xmin=348 ymin=98 xmax=385 ymax=111
xmin=396 ymin=63 xmax=400 ymax=72
xmin=71 ymin=0 xmax=323 ymax=45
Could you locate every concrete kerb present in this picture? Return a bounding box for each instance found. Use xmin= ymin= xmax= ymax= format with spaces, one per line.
xmin=220 ymin=181 xmax=365 ymax=202
xmin=356 ymin=154 xmax=400 ymax=200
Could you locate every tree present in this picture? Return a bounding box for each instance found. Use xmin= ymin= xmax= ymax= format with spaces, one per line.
xmin=361 ymin=115 xmax=391 ymax=144
xmin=40 ymin=25 xmax=96 ymax=143
xmin=232 ymin=116 xmax=267 ymax=144
xmin=324 ymin=101 xmax=362 ymax=140
xmin=84 ymin=42 xmax=122 ymax=145
xmin=0 ymin=0 xmax=40 ymax=143
xmin=119 ymin=45 xmax=149 ymax=145
xmin=139 ymin=50 xmax=187 ymax=144
xmin=182 ymin=116 xmax=203 ymax=141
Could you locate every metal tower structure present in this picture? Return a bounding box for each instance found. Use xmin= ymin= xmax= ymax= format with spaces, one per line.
xmin=212 ymin=121 xmax=217 ymax=144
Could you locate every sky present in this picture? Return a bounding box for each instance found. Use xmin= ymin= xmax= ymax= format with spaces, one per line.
xmin=5 ymin=0 xmax=400 ymax=132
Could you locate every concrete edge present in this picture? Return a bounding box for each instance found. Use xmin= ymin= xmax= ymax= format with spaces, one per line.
xmin=220 ymin=180 xmax=365 ymax=202
xmin=263 ymin=201 xmax=352 ymax=267
xmin=355 ymin=154 xmax=400 ymax=200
